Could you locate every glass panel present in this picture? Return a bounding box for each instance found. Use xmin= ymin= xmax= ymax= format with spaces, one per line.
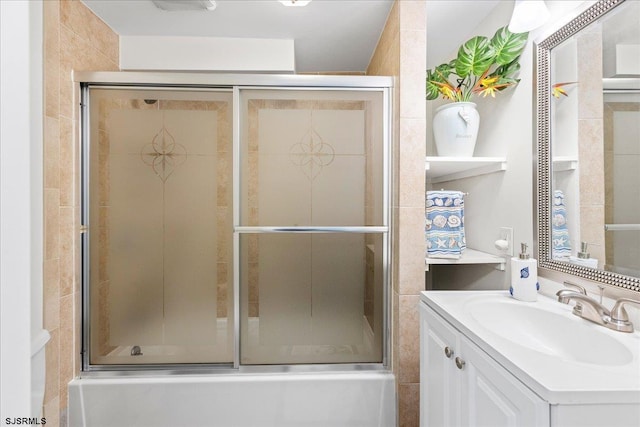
xmin=87 ymin=88 xmax=233 ymax=364
xmin=239 ymin=233 xmax=384 ymax=365
xmin=239 ymin=89 xmax=385 ymax=227
xmin=604 ymin=94 xmax=640 ymax=276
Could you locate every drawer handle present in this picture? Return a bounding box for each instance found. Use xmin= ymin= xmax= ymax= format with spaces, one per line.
xmin=444 ymin=346 xmax=454 ymax=358
xmin=455 ymin=357 xmax=466 ymax=370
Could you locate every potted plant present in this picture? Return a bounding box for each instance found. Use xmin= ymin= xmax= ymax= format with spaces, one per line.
xmin=426 ymin=26 xmax=528 ymax=157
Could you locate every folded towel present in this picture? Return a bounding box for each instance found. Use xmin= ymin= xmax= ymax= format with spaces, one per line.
xmin=426 ymin=190 xmax=466 ymax=259
xmin=552 ymin=189 xmax=571 ymax=260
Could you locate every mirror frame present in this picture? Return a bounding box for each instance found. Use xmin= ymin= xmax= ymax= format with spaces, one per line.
xmin=535 ymin=0 xmax=640 ymax=293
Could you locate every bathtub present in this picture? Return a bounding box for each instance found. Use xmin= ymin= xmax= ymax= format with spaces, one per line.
xmin=68 ymin=371 xmax=396 ymax=427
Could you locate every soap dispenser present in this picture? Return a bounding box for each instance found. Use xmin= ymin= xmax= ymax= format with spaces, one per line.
xmin=510 ymin=243 xmax=539 ymax=302
xmin=569 ymin=242 xmax=598 ymax=269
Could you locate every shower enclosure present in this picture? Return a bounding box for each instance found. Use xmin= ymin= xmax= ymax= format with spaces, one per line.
xmin=81 ymin=74 xmax=391 ymax=370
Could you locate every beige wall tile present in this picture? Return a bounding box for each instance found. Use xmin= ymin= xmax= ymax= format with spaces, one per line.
xmin=578 ymin=119 xmax=604 ymax=206
xmin=398 ymin=295 xmax=420 ymax=383
xmin=43 ymin=396 xmax=60 ymax=427
xmin=589 ymin=243 xmax=606 ymax=267
xmin=44 ymin=259 xmax=61 ymax=332
xmin=392 ymin=290 xmax=399 ymax=375
xmin=398 ymin=383 xmax=420 ymax=427
xmin=45 ymin=117 xmax=60 ymax=189
xmin=45 ymin=189 xmax=60 ymax=261
xmin=398 ymin=118 xmax=427 ymax=208
xmin=85 ymin=7 xmax=119 ymax=60
xmin=45 ymin=51 xmax=61 ymax=119
xmin=44 ymin=1 xmax=60 ymax=119
xmin=44 ymin=328 xmax=60 ymax=405
xmin=577 ymin=31 xmax=603 ymax=120
xmin=399 ymin=0 xmax=426 ymax=31
xmin=58 ymin=27 xmax=79 ymax=120
xmin=580 ymin=205 xmax=605 ymax=247
xmin=392 ymin=208 xmax=401 ymax=293
xmin=74 ymin=290 xmax=82 ymax=376
xmin=59 ymin=117 xmax=74 ymax=207
xmin=368 ymin=1 xmax=426 ymax=421
xmin=399 ymin=30 xmax=426 ymax=119
xmin=398 ymin=207 xmax=426 ymax=295
xmin=579 ymin=163 xmax=604 ymax=207
xmin=59 ymin=294 xmax=75 ymax=409
xmin=74 ymin=210 xmax=82 ymax=292
xmin=43 ymin=1 xmax=60 ymax=118
xmin=60 ymin=0 xmax=90 ymax=40
xmin=366 ymin=1 xmax=399 ymax=77
xmin=59 ymin=207 xmax=75 ymax=296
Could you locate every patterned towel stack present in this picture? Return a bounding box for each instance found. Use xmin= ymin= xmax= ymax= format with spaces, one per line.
xmin=425 ymin=190 xmax=466 ymax=259
xmin=552 ymin=189 xmax=571 ymax=260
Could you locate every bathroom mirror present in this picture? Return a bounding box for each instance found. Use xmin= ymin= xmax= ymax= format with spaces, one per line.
xmin=536 ymin=0 xmax=640 ymax=292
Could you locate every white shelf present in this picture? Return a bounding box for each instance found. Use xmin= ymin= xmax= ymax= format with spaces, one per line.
xmin=552 ymin=156 xmax=578 ymax=172
xmin=425 ymin=156 xmax=507 ymax=183
xmin=425 ymin=248 xmax=506 ymax=271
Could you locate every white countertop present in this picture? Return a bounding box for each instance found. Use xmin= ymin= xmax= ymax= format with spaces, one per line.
xmin=420 ymin=290 xmax=640 ymax=405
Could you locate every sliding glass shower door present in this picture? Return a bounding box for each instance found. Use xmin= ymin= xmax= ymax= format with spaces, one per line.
xmin=86 ymin=88 xmax=234 ymax=365
xmin=83 ymin=82 xmax=389 ymax=368
xmin=237 ymin=89 xmax=387 ymax=364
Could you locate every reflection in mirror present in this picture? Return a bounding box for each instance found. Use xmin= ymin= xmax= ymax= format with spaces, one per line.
xmin=536 ymin=0 xmax=640 ymax=292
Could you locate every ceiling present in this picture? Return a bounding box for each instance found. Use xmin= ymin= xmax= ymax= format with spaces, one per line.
xmin=81 ymin=0 xmax=502 ymax=73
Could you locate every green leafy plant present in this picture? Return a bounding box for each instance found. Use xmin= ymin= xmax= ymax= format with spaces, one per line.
xmin=426 ymin=26 xmax=529 ymax=102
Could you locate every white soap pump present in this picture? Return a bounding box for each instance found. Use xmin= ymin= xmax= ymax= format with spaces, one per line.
xmin=569 ymin=242 xmax=599 ymax=269
xmin=510 ymin=243 xmax=539 ymax=302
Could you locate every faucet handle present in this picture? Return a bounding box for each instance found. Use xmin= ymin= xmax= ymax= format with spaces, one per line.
xmin=611 ymin=298 xmax=640 ymax=322
xmin=608 ymin=298 xmax=640 ymax=333
xmin=556 ymin=284 xmax=589 ymax=316
xmin=562 ymin=281 xmax=587 ymax=295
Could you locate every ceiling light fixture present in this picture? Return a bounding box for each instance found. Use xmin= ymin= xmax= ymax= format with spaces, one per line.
xmin=508 ymin=0 xmax=550 ymax=33
xmin=279 ymin=0 xmax=312 ymax=7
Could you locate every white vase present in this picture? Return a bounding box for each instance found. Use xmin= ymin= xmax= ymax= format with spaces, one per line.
xmin=432 ymin=102 xmax=480 ymax=157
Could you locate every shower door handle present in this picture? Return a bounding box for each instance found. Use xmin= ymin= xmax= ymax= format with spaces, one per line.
xmin=235 ymin=226 xmax=388 ymax=233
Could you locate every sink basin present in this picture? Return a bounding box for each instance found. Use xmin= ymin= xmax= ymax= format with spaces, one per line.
xmin=422 ymin=290 xmax=640 ymax=405
xmin=466 ymin=298 xmax=634 ymax=366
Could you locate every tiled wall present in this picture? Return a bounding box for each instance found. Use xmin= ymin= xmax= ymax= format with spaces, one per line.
xmin=43 ymin=1 xmax=119 ymax=424
xmin=42 ymin=0 xmax=422 ymax=423
xmin=367 ymin=1 xmax=426 ymax=426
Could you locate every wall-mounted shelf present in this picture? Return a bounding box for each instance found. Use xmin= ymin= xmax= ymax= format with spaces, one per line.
xmin=425 ymin=156 xmax=507 ymax=183
xmin=425 ymin=248 xmax=506 ymax=271
xmin=552 ymin=156 xmax=578 ymax=172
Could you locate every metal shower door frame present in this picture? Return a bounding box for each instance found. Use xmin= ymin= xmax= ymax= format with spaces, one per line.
xmin=77 ymin=72 xmax=393 ymax=374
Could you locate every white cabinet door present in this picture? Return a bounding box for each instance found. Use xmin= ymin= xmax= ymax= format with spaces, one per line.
xmin=421 ymin=302 xmax=549 ymax=427
xmin=420 ymin=304 xmax=460 ymax=427
xmin=458 ymin=335 xmax=549 ymax=427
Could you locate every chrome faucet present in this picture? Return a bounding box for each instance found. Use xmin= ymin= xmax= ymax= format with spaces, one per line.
xmin=556 ymin=291 xmax=611 ymax=326
xmin=556 ymin=281 xmax=587 ymax=315
xmin=556 ymin=284 xmax=640 ymax=333
xmin=609 ymin=298 xmax=640 ymax=333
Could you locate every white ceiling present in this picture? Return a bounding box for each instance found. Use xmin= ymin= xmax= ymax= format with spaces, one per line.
xmin=81 ymin=0 xmax=502 ymax=73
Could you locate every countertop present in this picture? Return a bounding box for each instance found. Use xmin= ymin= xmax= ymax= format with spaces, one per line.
xmin=420 ymin=290 xmax=640 ymax=405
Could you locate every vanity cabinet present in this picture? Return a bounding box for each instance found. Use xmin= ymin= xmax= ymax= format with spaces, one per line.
xmin=421 ymin=290 xmax=640 ymax=427
xmin=420 ymin=302 xmax=549 ymax=427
